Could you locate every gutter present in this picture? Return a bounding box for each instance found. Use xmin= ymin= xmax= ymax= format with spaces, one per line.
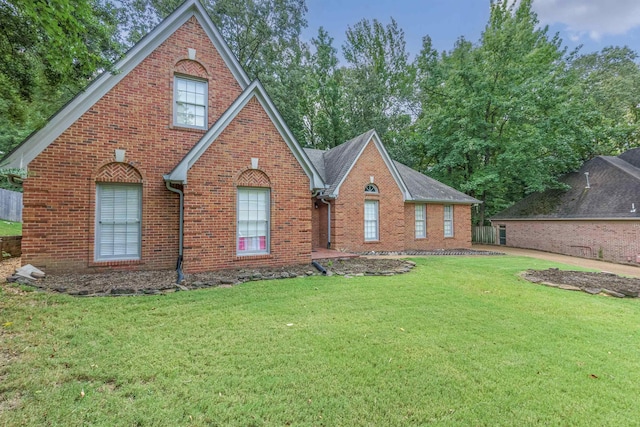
xmin=165 ymin=180 xmax=185 ymax=284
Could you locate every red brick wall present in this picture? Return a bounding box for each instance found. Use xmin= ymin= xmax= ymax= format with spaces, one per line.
xmin=404 ymin=204 xmax=473 ymax=250
xmin=332 ymin=141 xmax=406 ymax=252
xmin=182 ymin=97 xmax=311 ymax=272
xmin=21 ymin=17 xmax=256 ymax=272
xmin=494 ymin=220 xmax=640 ymax=264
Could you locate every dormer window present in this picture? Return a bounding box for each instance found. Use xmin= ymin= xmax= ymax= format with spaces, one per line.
xmin=174 ymin=75 xmax=207 ymax=129
xmin=364 ymin=184 xmax=378 ymax=194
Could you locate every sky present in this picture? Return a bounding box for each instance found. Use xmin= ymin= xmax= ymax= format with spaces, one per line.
xmin=303 ymin=0 xmax=640 ymax=60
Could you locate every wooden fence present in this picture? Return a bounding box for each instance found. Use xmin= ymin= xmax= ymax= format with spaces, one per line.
xmin=472 ymin=226 xmax=496 ymax=244
xmin=0 ymin=188 xmax=22 ymax=222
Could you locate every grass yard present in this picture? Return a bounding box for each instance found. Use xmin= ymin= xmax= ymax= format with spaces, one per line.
xmin=1 ymin=256 xmax=640 ymax=426
xmin=0 ymin=220 xmax=21 ymax=236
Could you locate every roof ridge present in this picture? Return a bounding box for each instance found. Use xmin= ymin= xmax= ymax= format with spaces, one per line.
xmin=599 ymin=156 xmax=640 ymax=182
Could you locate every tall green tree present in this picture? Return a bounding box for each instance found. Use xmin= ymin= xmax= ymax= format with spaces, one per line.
xmin=300 ymin=27 xmax=348 ymax=149
xmin=414 ymin=0 xmax=583 ymax=224
xmin=569 ymin=46 xmax=640 ymax=158
xmin=341 ymin=17 xmax=416 ymax=150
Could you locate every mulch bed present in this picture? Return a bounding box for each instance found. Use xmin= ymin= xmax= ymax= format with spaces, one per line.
xmin=3 ymin=258 xmax=415 ymax=297
xmin=522 ymin=268 xmax=640 ymax=298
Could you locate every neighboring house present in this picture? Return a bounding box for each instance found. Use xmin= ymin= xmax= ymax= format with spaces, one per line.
xmin=491 ymin=148 xmax=640 ymax=264
xmin=1 ymin=0 xmax=479 ymax=275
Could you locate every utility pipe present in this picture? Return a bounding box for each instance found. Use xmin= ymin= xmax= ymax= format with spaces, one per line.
xmin=165 ymin=181 xmax=185 ymax=284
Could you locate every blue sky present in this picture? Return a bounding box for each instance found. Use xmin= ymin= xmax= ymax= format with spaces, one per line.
xmin=303 ymin=0 xmax=640 ymax=60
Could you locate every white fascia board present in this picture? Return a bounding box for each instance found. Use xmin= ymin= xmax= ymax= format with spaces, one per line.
xmin=332 ymin=130 xmax=412 ymax=200
xmin=165 ymin=80 xmax=325 ymax=190
xmin=2 ymin=0 xmax=249 ymax=170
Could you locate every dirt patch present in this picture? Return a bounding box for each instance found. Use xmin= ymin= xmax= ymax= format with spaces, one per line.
xmin=1 ymin=257 xmax=414 ymax=297
xmin=522 ymin=268 xmax=640 ymax=298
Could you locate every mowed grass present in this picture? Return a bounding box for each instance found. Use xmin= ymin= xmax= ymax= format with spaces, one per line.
xmin=0 ymin=220 xmax=21 ymax=236
xmin=1 ymin=256 xmax=640 ymax=426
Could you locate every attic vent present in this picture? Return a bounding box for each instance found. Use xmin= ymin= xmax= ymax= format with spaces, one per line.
xmin=584 ymin=172 xmax=590 ymax=189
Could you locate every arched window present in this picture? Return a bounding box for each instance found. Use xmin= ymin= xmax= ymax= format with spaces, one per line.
xmin=364 ymin=183 xmax=378 ymax=194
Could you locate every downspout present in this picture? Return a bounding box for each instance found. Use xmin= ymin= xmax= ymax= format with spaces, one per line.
xmin=320 ymin=198 xmax=331 ymax=249
xmin=165 ymin=181 xmax=184 ymax=284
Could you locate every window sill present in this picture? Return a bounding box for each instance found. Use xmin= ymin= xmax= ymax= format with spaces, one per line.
xmin=236 ymin=253 xmax=272 ymax=261
xmin=364 ymin=240 xmax=380 ymax=244
xmin=169 ymin=124 xmax=208 ymax=133
xmin=90 ymin=259 xmax=143 ymax=268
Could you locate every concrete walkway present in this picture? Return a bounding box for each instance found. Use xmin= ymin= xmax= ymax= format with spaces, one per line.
xmin=473 ymin=244 xmax=640 ymax=278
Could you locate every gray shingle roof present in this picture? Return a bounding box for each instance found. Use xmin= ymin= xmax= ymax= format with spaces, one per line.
xmin=304 ymin=130 xmax=480 ymax=205
xmin=393 ymin=161 xmax=480 ymax=203
xmin=492 ymin=150 xmax=640 ymax=220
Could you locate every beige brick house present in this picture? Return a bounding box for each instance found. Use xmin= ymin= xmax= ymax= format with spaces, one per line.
xmin=2 ymin=0 xmax=479 ymax=276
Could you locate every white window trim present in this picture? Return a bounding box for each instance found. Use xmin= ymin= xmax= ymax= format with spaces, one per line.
xmin=364 ymin=183 xmax=379 ymax=194
xmin=237 ymin=187 xmax=270 ymax=256
xmin=364 ymin=200 xmax=379 ymax=241
xmin=415 ymin=204 xmax=426 ymax=239
xmin=95 ymin=183 xmax=142 ymax=261
xmin=444 ymin=205 xmax=454 ymax=238
xmin=173 ymin=75 xmax=208 ymax=129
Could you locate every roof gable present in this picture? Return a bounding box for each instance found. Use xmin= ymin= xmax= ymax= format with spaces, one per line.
xmin=165 ymin=80 xmax=324 ymax=189
xmin=322 ymin=130 xmax=411 ymax=200
xmin=2 ymin=0 xmax=250 ymax=169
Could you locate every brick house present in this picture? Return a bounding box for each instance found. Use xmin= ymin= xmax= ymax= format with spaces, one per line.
xmin=491 ymin=148 xmax=640 ymax=264
xmin=306 ymin=130 xmax=479 ymax=253
xmin=2 ymin=0 xmax=479 ymax=276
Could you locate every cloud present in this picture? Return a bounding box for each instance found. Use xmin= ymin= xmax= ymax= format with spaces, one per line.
xmin=532 ymin=0 xmax=640 ymax=40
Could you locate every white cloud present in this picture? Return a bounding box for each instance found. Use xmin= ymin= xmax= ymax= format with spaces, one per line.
xmin=532 ymin=0 xmax=640 ymax=41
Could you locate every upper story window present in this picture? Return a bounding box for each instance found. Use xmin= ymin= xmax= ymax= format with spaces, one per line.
xmin=364 ymin=184 xmax=378 ymax=194
xmin=174 ymin=76 xmax=207 ymax=129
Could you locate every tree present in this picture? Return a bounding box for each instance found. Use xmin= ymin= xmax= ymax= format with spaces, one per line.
xmin=569 ymin=46 xmax=640 ymax=158
xmin=341 ymin=17 xmax=416 ymax=150
xmin=413 ymin=0 xmax=584 ymax=224
xmin=299 ymin=27 xmax=348 ymax=149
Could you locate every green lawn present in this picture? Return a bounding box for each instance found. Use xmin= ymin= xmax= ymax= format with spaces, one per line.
xmin=2 ymin=256 xmax=639 ymax=426
xmin=0 ymin=220 xmax=21 ymax=236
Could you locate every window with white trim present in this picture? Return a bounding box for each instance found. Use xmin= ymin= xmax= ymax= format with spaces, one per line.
xmin=415 ymin=204 xmax=426 ymax=238
xmin=174 ymin=76 xmax=207 ymax=129
xmin=96 ymin=183 xmax=141 ymax=261
xmin=364 ymin=200 xmax=379 ymax=241
xmin=237 ymin=188 xmax=270 ymax=255
xmin=444 ymin=205 xmax=454 ymax=237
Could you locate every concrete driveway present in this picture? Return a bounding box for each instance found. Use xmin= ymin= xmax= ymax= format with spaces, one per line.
xmin=473 ymin=244 xmax=640 ymax=278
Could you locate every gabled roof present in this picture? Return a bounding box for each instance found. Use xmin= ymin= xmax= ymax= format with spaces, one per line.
xmin=303 ymin=130 xmax=480 ymax=204
xmin=2 ymin=0 xmax=250 ymax=169
xmin=307 ymin=130 xmax=412 ymax=200
xmin=393 ymin=161 xmax=480 ymax=204
xmin=492 ymin=150 xmax=640 ymax=220
xmin=165 ymin=80 xmax=324 ymax=189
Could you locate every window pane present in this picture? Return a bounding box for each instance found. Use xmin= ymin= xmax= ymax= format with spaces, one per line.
xmin=96 ymin=184 xmax=141 ymax=261
xmin=364 ymin=200 xmax=378 ymax=241
xmin=237 ymin=188 xmax=270 ymax=255
xmin=174 ymin=76 xmax=207 ymax=128
xmin=415 ymin=204 xmax=426 ymax=238
xmin=444 ymin=205 xmax=453 ymax=237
